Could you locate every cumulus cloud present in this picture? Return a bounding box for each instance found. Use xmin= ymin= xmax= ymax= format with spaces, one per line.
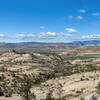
xmin=65 ymin=28 xmax=79 ymax=33
xmin=46 ymin=32 xmax=56 ymax=36
xmin=92 ymin=13 xmax=100 ymax=16
xmin=81 ymin=34 xmax=100 ymax=40
xmin=36 ymin=32 xmax=56 ymax=41
xmin=39 ymin=32 xmax=72 ymax=41
xmin=0 ymin=34 xmax=11 ymax=42
xmin=1 ymin=31 xmax=95 ymax=42
xmin=77 ymin=16 xmax=83 ymax=20
xmin=14 ymin=32 xmax=35 ymax=40
xmin=39 ymin=32 xmax=56 ymax=37
xmin=0 ymin=34 xmax=5 ymax=38
xmin=59 ymin=32 xmax=71 ymax=37
xmin=0 ymin=34 xmax=8 ymax=40
xmin=11 ymin=32 xmax=57 ymax=41
xmin=79 ymin=9 xmax=86 ymax=13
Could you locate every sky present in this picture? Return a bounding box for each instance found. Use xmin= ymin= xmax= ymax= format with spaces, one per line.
xmin=0 ymin=0 xmax=100 ymax=42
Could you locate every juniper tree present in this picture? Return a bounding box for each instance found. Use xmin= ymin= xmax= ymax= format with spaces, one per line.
xmin=18 ymin=74 xmax=36 ymax=100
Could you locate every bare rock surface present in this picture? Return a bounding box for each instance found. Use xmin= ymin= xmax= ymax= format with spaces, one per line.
xmin=0 ymin=50 xmax=100 ymax=100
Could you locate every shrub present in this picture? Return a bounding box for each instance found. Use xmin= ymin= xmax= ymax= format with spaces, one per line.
xmin=17 ymin=74 xmax=36 ymax=100
xmin=80 ymin=96 xmax=85 ymax=100
xmin=96 ymin=82 xmax=100 ymax=94
xmin=90 ymin=95 xmax=97 ymax=100
xmin=45 ymin=92 xmax=55 ymax=100
xmin=96 ymin=82 xmax=100 ymax=91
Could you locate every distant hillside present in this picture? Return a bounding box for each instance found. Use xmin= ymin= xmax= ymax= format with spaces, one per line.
xmin=0 ymin=42 xmax=80 ymax=54
xmin=0 ymin=40 xmax=100 ymax=54
xmin=72 ymin=40 xmax=100 ymax=45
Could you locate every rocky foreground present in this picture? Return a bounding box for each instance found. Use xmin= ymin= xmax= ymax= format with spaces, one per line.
xmin=0 ymin=50 xmax=100 ymax=100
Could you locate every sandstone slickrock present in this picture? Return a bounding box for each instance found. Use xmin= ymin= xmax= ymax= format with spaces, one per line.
xmin=0 ymin=50 xmax=100 ymax=100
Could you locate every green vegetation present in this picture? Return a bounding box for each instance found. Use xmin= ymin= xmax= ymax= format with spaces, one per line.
xmin=45 ymin=92 xmax=55 ymax=100
xmin=45 ymin=91 xmax=65 ymax=100
xmin=97 ymin=82 xmax=100 ymax=91
xmin=96 ymin=82 xmax=100 ymax=94
xmin=90 ymin=95 xmax=97 ymax=100
xmin=17 ymin=75 xmax=36 ymax=100
xmin=65 ymin=54 xmax=100 ymax=60
xmin=53 ymin=63 xmax=99 ymax=77
xmin=80 ymin=96 xmax=85 ymax=100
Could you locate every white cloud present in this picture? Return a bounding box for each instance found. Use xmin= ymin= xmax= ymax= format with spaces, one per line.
xmin=10 ymin=31 xmax=73 ymax=42
xmin=46 ymin=32 xmax=56 ymax=36
xmin=92 ymin=13 xmax=100 ymax=16
xmin=11 ymin=32 xmax=57 ymax=41
xmin=0 ymin=34 xmax=5 ymax=38
xmin=77 ymin=16 xmax=83 ymax=20
xmin=65 ymin=28 xmax=78 ymax=33
xmin=39 ymin=32 xmax=72 ymax=41
xmin=40 ymin=32 xmax=56 ymax=37
xmin=81 ymin=34 xmax=100 ymax=40
xmin=79 ymin=9 xmax=86 ymax=13
xmin=0 ymin=31 xmax=92 ymax=42
xmin=0 ymin=34 xmax=10 ymax=42
xmin=14 ymin=32 xmax=35 ymax=39
xmin=69 ymin=16 xmax=73 ymax=19
xmin=59 ymin=32 xmax=71 ymax=37
xmin=40 ymin=26 xmax=45 ymax=29
xmin=10 ymin=32 xmax=100 ymax=42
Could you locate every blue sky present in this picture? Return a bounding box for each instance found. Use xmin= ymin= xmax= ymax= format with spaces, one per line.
xmin=0 ymin=0 xmax=100 ymax=42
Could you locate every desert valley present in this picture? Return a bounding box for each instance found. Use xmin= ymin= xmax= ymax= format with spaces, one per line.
xmin=0 ymin=41 xmax=100 ymax=100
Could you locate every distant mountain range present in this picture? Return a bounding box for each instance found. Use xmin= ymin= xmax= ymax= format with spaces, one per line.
xmin=0 ymin=40 xmax=99 ymax=54
xmin=72 ymin=40 xmax=100 ymax=45
xmin=1 ymin=40 xmax=100 ymax=45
